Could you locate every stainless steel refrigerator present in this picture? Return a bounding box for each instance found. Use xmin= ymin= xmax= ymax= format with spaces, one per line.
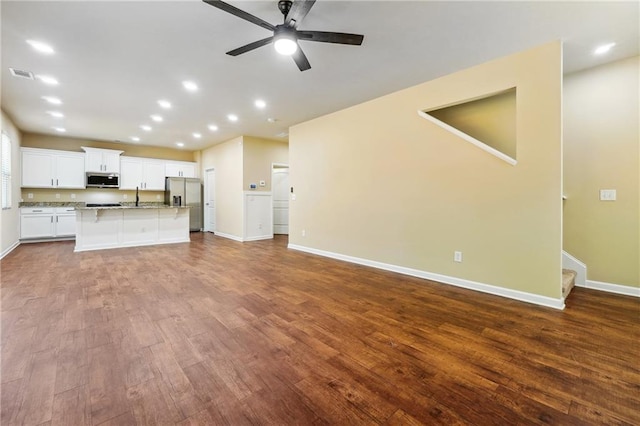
xmin=165 ymin=177 xmax=202 ymax=231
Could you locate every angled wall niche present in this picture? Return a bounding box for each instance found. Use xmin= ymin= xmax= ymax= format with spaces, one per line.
xmin=418 ymin=88 xmax=517 ymax=165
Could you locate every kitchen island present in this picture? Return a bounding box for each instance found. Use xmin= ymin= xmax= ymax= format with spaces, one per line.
xmin=75 ymin=204 xmax=190 ymax=252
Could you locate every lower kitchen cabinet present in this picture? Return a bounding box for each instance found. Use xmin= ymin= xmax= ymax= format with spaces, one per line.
xmin=55 ymin=207 xmax=77 ymax=236
xmin=20 ymin=207 xmax=77 ymax=239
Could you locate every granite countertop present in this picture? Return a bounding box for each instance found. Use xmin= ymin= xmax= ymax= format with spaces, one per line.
xmin=20 ymin=202 xmax=189 ymax=209
xmin=20 ymin=202 xmax=82 ymax=207
xmin=77 ymin=204 xmax=190 ymax=210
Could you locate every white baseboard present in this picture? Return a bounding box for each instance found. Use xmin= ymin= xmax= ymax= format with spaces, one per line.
xmin=0 ymin=241 xmax=20 ymax=260
xmin=244 ymin=235 xmax=273 ymax=242
xmin=214 ymin=232 xmax=244 ymax=242
xmin=579 ymin=280 xmax=640 ymax=297
xmin=288 ymin=244 xmax=565 ymax=310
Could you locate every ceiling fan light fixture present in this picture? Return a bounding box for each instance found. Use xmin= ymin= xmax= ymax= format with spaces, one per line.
xmin=274 ymin=33 xmax=298 ymax=56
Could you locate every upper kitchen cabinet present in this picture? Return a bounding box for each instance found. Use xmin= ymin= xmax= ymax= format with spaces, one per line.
xmin=165 ymin=160 xmax=197 ymax=178
xmin=82 ymin=147 xmax=123 ymax=173
xmin=21 ymin=147 xmax=85 ymax=189
xmin=120 ymin=156 xmax=166 ymax=190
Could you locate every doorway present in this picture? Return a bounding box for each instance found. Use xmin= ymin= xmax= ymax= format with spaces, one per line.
xmin=204 ymin=168 xmax=215 ymax=233
xmin=272 ymin=164 xmax=289 ymax=235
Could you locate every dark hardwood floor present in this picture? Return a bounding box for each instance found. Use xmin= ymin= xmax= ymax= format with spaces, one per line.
xmin=1 ymin=233 xmax=639 ymax=425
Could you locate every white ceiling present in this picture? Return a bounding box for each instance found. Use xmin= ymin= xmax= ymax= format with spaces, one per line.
xmin=2 ymin=1 xmax=638 ymax=151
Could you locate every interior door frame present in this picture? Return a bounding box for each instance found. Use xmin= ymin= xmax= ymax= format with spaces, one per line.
xmin=204 ymin=167 xmax=215 ymax=233
xmin=271 ymin=162 xmax=290 ymax=235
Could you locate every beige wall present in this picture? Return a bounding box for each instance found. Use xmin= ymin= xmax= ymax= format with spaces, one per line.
xmin=563 ymin=56 xmax=639 ymax=287
xmin=199 ymin=135 xmax=288 ymax=239
xmin=289 ymin=41 xmax=563 ymax=299
xmin=200 ymin=136 xmax=244 ymax=238
xmin=242 ymin=136 xmax=288 ymax=191
xmin=22 ymin=133 xmax=196 ymax=161
xmin=1 ymin=111 xmax=22 ymax=256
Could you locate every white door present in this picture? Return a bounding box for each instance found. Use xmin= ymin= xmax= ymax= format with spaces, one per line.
xmin=205 ymin=169 xmax=215 ymax=233
xmin=272 ymin=166 xmax=289 ymax=235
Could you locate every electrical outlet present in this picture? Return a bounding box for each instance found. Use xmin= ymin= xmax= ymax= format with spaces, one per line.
xmin=291 ymin=194 xmax=296 ymax=201
xmin=454 ymin=251 xmax=463 ymax=263
xmin=599 ymin=189 xmax=616 ymax=201
xmin=258 ymin=223 xmax=262 ymax=229
xmin=70 ymin=193 xmax=76 ymax=199
xmin=302 ymin=229 xmax=306 ymax=237
xmin=123 ymin=194 xmax=128 ymax=199
xmin=28 ymin=193 xmax=33 ymax=199
xmin=55 ymin=193 xmax=60 ymax=199
xmin=156 ymin=194 xmax=161 ymax=200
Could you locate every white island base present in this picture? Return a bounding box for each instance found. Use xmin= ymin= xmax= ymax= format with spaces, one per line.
xmin=75 ymin=206 xmax=190 ymax=252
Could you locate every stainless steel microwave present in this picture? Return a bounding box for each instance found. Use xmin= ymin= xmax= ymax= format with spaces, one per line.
xmin=86 ymin=172 xmax=119 ymax=188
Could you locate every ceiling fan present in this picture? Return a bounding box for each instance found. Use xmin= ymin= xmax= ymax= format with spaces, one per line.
xmin=202 ymin=0 xmax=364 ymax=71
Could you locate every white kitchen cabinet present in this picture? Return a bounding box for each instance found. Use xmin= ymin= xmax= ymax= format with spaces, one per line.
xmin=20 ymin=208 xmax=55 ymax=239
xmin=82 ymin=147 xmax=123 ymax=173
xmin=55 ymin=207 xmax=77 ymax=236
xmin=20 ymin=207 xmax=77 ymax=239
xmin=21 ymin=148 xmax=85 ymax=189
xmin=120 ymin=156 xmax=166 ymax=190
xmin=165 ymin=161 xmax=197 ymax=178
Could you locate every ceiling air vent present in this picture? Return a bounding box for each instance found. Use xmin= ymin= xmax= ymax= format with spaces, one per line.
xmin=9 ymin=67 xmax=35 ymax=80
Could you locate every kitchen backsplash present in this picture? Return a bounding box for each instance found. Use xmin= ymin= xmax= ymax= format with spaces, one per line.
xmin=21 ymin=188 xmax=165 ymax=204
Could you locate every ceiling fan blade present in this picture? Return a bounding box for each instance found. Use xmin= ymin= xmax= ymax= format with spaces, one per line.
xmin=226 ymin=36 xmax=274 ymax=56
xmin=285 ymin=0 xmax=316 ymax=27
xmin=202 ymin=0 xmax=275 ymax=32
xmin=292 ymin=46 xmax=311 ymax=71
xmin=297 ymin=30 xmax=364 ymax=45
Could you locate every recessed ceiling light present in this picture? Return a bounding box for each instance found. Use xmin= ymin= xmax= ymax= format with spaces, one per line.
xmin=47 ymin=111 xmax=64 ymax=118
xmin=131 ymin=136 xmax=140 ymax=142
xmin=208 ymin=124 xmax=219 ymax=132
xmin=37 ymin=75 xmax=59 ymax=85
xmin=140 ymin=125 xmax=152 ymax=131
xmin=176 ymin=142 xmax=185 ymax=147
xmin=255 ymin=99 xmax=266 ymax=109
xmin=267 ymin=117 xmax=277 ymax=123
xmin=52 ymin=127 xmax=66 ymax=133
xmin=41 ymin=96 xmax=62 ymax=105
xmin=594 ymin=42 xmax=616 ymax=55
xmin=227 ymin=114 xmax=238 ymax=122
xmin=26 ymin=39 xmax=54 ymax=55
xmin=182 ymin=81 xmax=198 ymax=92
xmin=158 ymin=99 xmax=172 ymax=109
xmin=150 ymin=114 xmax=163 ymax=122
xmin=193 ymin=132 xmax=202 ymax=139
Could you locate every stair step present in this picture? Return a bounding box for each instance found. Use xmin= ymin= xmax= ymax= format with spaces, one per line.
xmin=563 ymin=269 xmax=577 ymax=299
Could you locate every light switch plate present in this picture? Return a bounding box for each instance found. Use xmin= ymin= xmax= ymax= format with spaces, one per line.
xmin=259 ymin=180 xmax=266 ymax=187
xmin=600 ymin=189 xmax=616 ymax=201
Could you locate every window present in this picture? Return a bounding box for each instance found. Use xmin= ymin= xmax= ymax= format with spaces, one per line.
xmin=1 ymin=132 xmax=11 ymax=209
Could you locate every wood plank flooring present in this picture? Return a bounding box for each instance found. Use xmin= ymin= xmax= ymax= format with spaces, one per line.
xmin=1 ymin=233 xmax=639 ymax=425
